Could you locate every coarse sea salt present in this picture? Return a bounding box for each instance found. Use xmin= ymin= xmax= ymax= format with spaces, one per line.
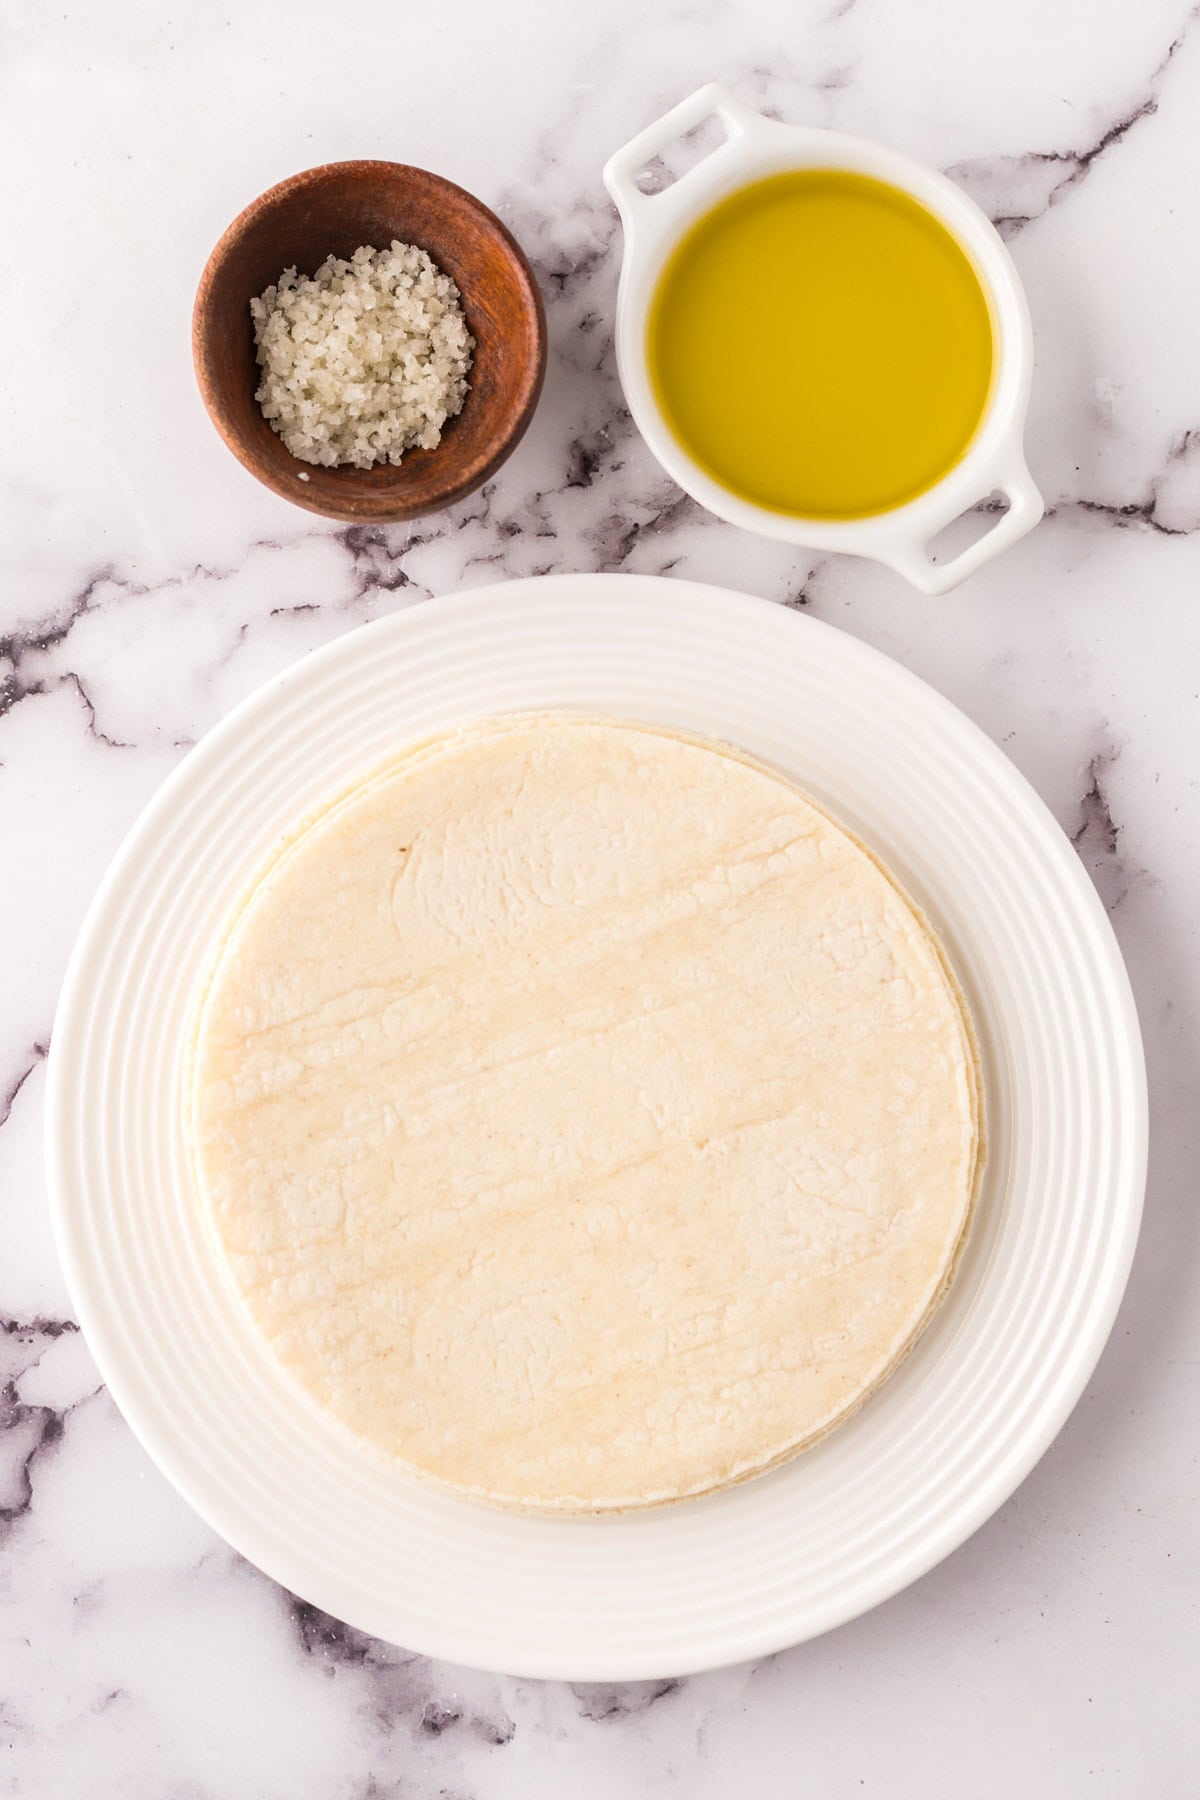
xmin=250 ymin=241 xmax=474 ymax=470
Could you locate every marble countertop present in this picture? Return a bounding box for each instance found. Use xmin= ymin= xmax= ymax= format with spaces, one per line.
xmin=3 ymin=0 xmax=1198 ymax=1793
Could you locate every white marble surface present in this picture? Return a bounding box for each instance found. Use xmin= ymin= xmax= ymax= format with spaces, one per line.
xmin=2 ymin=0 xmax=1199 ymax=1792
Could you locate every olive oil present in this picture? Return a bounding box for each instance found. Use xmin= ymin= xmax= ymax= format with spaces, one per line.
xmin=647 ymin=170 xmax=994 ymax=520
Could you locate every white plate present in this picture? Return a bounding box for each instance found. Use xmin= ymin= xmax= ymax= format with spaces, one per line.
xmin=46 ymin=575 xmax=1146 ymax=1680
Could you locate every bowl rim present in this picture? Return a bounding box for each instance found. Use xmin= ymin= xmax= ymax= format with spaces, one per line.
xmin=191 ymin=159 xmax=547 ymax=523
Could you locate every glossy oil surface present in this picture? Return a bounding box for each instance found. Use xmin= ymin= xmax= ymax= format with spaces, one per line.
xmin=647 ymin=170 xmax=994 ymax=519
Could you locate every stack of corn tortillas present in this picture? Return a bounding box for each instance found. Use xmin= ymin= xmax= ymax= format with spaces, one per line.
xmin=189 ymin=714 xmax=984 ymax=1512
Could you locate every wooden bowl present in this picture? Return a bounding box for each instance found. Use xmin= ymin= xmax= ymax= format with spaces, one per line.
xmin=193 ymin=162 xmax=546 ymax=523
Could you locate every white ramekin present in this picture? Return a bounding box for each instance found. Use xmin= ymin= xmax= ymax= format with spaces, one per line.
xmin=603 ymin=84 xmax=1044 ymax=595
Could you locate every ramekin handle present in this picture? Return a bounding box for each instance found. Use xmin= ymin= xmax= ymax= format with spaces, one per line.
xmin=881 ymin=456 xmax=1045 ymax=596
xmin=602 ymin=84 xmax=765 ymax=222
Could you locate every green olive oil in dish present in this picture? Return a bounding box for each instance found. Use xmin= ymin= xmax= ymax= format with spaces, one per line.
xmin=646 ymin=170 xmax=995 ymax=520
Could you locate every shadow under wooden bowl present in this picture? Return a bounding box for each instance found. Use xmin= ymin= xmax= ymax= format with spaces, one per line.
xmin=193 ymin=161 xmax=547 ymax=523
